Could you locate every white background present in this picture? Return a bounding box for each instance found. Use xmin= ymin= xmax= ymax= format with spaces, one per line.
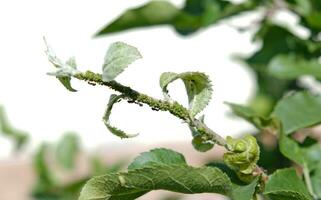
xmin=0 ymin=0 xmax=266 ymax=158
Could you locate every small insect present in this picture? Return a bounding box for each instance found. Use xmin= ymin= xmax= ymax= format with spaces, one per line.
xmin=88 ymin=81 xmax=96 ymax=86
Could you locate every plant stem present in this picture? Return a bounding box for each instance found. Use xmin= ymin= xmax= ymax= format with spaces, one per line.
xmin=303 ymin=163 xmax=317 ymax=199
xmin=74 ymin=70 xmax=227 ymax=146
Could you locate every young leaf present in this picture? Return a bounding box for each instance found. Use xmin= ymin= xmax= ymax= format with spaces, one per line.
xmin=273 ymin=91 xmax=321 ymax=134
xmin=188 ymin=115 xmax=214 ymax=152
xmin=44 ymin=39 xmax=78 ymax=92
xmin=191 ymin=135 xmax=214 ymax=152
xmin=95 ymin=1 xmax=180 ymax=36
xmin=56 ymin=132 xmax=80 ymax=170
xmin=102 ymin=42 xmax=142 ymax=82
xmin=268 ymin=54 xmax=321 ymax=80
xmin=159 ymin=72 xmax=213 ymax=117
xmin=0 ymin=106 xmax=29 ymax=150
xmin=103 ymin=94 xmax=138 ymax=138
xmin=128 ymin=148 xmax=186 ymax=170
xmin=79 ymin=165 xmax=232 ymax=200
xmin=264 ymin=168 xmax=312 ymax=200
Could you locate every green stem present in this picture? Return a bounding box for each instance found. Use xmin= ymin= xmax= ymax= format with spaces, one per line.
xmin=303 ymin=162 xmax=317 ymax=199
xmin=74 ymin=71 xmax=227 ymax=146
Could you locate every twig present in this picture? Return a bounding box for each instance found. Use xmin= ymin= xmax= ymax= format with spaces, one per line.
xmin=74 ymin=71 xmax=227 ymax=146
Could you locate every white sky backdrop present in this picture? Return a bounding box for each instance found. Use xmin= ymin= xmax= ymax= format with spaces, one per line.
xmin=0 ymin=0 xmax=280 ymax=158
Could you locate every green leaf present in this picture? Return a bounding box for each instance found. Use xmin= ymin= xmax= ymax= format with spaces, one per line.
xmin=44 ymin=39 xmax=78 ymax=92
xmin=95 ymin=0 xmax=260 ymax=36
xmin=207 ymin=163 xmax=259 ymax=200
xmin=159 ymin=72 xmax=212 ymax=116
xmin=128 ymin=148 xmax=186 ymax=170
xmin=279 ymin=132 xmax=321 ymax=198
xmin=268 ymin=54 xmax=321 ymax=79
xmin=102 ymin=42 xmax=142 ymax=82
xmin=188 ymin=115 xmax=214 ymax=152
xmin=32 ymin=143 xmax=57 ymax=196
xmin=264 ymin=168 xmax=311 ymax=200
xmin=311 ymin=165 xmax=321 ymax=199
xmin=191 ymin=135 xmax=214 ymax=152
xmin=79 ymin=165 xmax=232 ymax=200
xmin=231 ymin=177 xmax=258 ymax=200
xmin=56 ymin=132 xmax=80 ymax=170
xmin=95 ymin=1 xmax=180 ymax=36
xmin=273 ymin=91 xmax=321 ymax=134
xmin=242 ymin=23 xmax=321 ymax=102
xmin=0 ymin=106 xmax=29 ymax=150
xmin=225 ymin=102 xmax=278 ymax=132
xmin=103 ymin=94 xmax=138 ymax=139
xmin=279 ymin=132 xmax=305 ymax=165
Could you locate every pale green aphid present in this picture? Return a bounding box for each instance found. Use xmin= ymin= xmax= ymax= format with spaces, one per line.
xmin=223 ymin=135 xmax=260 ymax=182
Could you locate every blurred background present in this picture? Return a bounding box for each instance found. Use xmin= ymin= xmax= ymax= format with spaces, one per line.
xmin=0 ymin=0 xmax=320 ymax=199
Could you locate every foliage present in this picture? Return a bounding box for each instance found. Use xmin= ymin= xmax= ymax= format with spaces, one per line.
xmin=0 ymin=106 xmax=28 ymax=150
xmin=45 ymin=36 xmax=321 ymax=199
xmin=1 ymin=0 xmax=320 ymax=199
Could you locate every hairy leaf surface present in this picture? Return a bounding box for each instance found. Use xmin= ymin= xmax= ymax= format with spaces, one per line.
xmin=128 ymin=148 xmax=186 ymax=170
xmin=79 ymin=164 xmax=231 ymax=200
xmin=102 ymin=42 xmax=142 ymax=82
xmin=160 ymin=72 xmax=212 ymax=116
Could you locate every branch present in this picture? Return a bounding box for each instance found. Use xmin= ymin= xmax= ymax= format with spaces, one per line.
xmin=74 ymin=71 xmax=227 ymax=146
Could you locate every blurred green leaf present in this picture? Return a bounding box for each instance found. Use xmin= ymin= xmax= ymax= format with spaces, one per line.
xmin=56 ymin=133 xmax=80 ymax=170
xmin=268 ymin=54 xmax=321 ymax=80
xmin=95 ymin=1 xmax=180 ymax=36
xmin=102 ymin=42 xmax=142 ymax=82
xmin=264 ymin=168 xmax=311 ymax=200
xmin=273 ymin=92 xmax=321 ymax=134
xmin=311 ymin=165 xmax=321 ymax=198
xmin=225 ymin=102 xmax=279 ymax=132
xmin=0 ymin=106 xmax=28 ymax=150
xmin=96 ymin=0 xmax=261 ymax=36
xmin=32 ymin=143 xmax=57 ymax=198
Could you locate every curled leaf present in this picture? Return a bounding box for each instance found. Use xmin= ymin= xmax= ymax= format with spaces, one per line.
xmin=223 ymin=135 xmax=260 ymax=182
xmin=102 ymin=42 xmax=142 ymax=82
xmin=44 ymin=38 xmax=79 ymax=92
xmin=159 ymin=72 xmax=213 ymax=117
xmin=103 ymin=94 xmax=138 ymax=139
